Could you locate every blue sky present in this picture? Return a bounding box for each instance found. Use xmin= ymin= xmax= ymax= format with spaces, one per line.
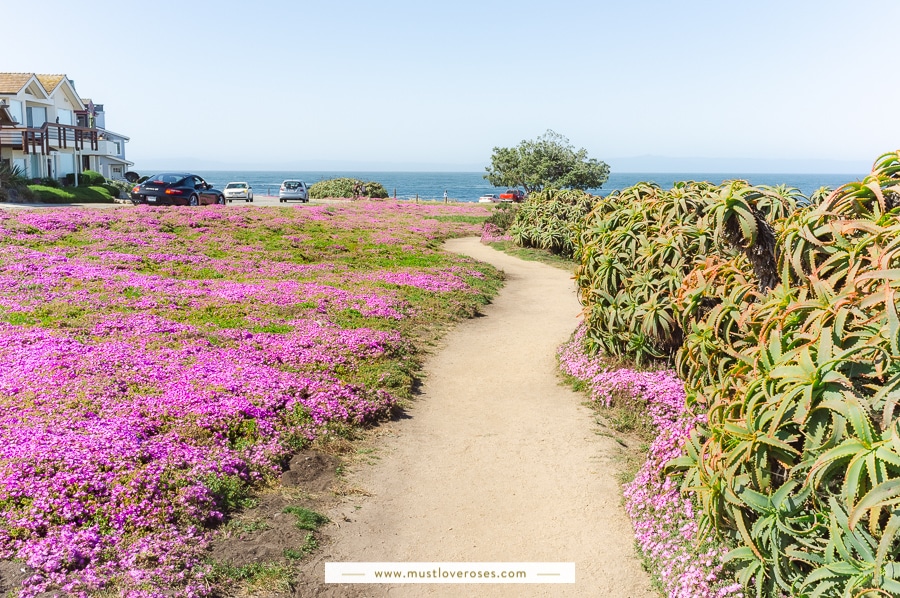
xmin=6 ymin=0 xmax=898 ymax=172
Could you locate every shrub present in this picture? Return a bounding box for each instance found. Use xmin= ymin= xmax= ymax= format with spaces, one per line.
xmin=574 ymin=180 xmax=801 ymax=365
xmin=39 ymin=177 xmax=61 ymax=188
xmin=308 ymin=178 xmax=389 ymax=199
xmin=507 ymin=188 xmax=596 ymax=258
xmin=569 ymin=166 xmax=900 ymax=596
xmin=78 ymin=169 xmax=106 ymax=186
xmin=0 ymin=162 xmax=28 ymax=189
xmin=670 ymin=153 xmax=900 ymax=597
xmin=489 ymin=202 xmax=519 ymax=230
xmin=103 ymin=181 xmax=132 ymax=198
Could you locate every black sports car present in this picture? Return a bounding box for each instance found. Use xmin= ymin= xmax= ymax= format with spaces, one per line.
xmin=131 ymin=173 xmax=226 ymax=206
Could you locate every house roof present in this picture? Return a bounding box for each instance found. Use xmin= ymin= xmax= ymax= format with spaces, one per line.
xmin=0 ymin=102 xmax=16 ymax=126
xmin=0 ymin=73 xmax=35 ymax=94
xmin=100 ymin=155 xmax=134 ymax=167
xmin=99 ymin=128 xmax=130 ymax=141
xmin=0 ymin=73 xmax=80 ymax=106
xmin=35 ymin=74 xmax=66 ymax=93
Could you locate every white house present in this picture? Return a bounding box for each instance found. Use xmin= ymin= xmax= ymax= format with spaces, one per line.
xmin=0 ymin=73 xmax=132 ymax=181
xmin=78 ymin=99 xmax=133 ymax=181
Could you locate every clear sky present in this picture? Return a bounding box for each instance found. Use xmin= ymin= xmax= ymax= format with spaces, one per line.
xmin=6 ymin=0 xmax=898 ymax=172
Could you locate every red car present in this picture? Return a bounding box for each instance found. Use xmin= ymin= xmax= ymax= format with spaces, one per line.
xmin=499 ymin=189 xmax=526 ymax=202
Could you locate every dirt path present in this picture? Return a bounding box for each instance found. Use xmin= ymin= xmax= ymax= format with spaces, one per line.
xmin=301 ymin=238 xmax=654 ymax=597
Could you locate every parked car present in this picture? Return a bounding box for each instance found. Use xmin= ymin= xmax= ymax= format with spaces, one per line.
xmin=131 ymin=173 xmax=225 ymax=206
xmin=279 ymin=180 xmax=309 ymax=203
xmin=224 ymin=182 xmax=253 ymax=202
xmin=478 ymin=193 xmax=501 ymax=203
xmin=499 ymin=189 xmax=526 ymax=202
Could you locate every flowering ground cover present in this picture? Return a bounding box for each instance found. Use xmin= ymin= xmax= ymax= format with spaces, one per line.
xmin=557 ymin=325 xmax=743 ymax=598
xmin=0 ymin=201 xmax=500 ymax=597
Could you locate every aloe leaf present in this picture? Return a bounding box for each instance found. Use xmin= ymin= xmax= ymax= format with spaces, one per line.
xmin=850 ymin=479 xmax=900 ymax=529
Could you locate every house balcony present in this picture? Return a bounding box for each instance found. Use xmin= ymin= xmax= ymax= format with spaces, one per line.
xmin=0 ymin=122 xmax=98 ymax=155
xmin=82 ymin=139 xmax=123 ymax=159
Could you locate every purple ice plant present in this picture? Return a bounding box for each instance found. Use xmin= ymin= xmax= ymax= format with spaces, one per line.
xmin=558 ymin=325 xmax=743 ymax=598
xmin=0 ymin=201 xmax=495 ymax=596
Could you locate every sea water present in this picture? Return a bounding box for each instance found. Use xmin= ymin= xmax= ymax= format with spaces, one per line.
xmin=192 ymin=170 xmax=864 ymax=203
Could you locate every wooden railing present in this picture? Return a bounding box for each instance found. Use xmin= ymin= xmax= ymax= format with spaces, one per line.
xmin=0 ymin=122 xmax=98 ymax=155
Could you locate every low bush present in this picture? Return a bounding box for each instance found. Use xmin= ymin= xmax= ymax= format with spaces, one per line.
xmin=0 ymin=162 xmax=28 ymax=188
xmin=507 ymin=188 xmax=596 ymax=258
xmin=103 ymin=180 xmax=132 ymax=198
xmin=78 ymin=169 xmax=106 ymax=186
xmin=39 ymin=177 xmax=61 ymax=188
xmin=480 ymin=203 xmax=519 ymax=243
xmin=308 ymin=178 xmax=389 ymax=199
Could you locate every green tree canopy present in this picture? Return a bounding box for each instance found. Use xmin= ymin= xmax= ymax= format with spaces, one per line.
xmin=484 ymin=130 xmax=610 ymax=194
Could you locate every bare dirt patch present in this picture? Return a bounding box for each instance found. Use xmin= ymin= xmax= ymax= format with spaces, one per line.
xmin=206 ymin=450 xmax=342 ymax=596
xmin=0 ymin=560 xmax=29 ymax=595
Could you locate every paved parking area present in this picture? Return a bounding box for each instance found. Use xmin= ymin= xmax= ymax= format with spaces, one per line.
xmin=0 ymin=195 xmax=337 ymax=210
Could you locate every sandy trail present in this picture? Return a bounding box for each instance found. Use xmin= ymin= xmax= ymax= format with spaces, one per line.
xmin=303 ymin=238 xmax=653 ymax=597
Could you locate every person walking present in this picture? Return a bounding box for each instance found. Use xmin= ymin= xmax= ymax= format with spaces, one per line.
xmin=443 ymin=190 xmax=448 ymax=203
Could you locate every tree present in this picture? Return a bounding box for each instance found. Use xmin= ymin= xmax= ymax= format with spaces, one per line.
xmin=484 ymin=130 xmax=610 ymax=194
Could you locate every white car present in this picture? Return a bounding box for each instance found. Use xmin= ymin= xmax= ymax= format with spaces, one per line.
xmin=279 ymin=180 xmax=309 ymax=203
xmin=224 ymin=182 xmax=253 ymax=202
xmin=478 ymin=193 xmax=501 ymax=203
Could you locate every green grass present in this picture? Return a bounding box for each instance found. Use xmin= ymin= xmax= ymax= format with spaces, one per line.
xmin=488 ymin=241 xmax=576 ymax=271
xmin=282 ymin=506 xmax=329 ymax=531
xmin=429 ymin=214 xmax=489 ymax=225
xmin=27 ymin=185 xmax=116 ymax=203
xmin=283 ymin=533 xmax=318 ymax=560
xmin=222 ymin=517 xmax=271 ymax=535
xmin=250 ymin=323 xmax=295 ymax=334
xmin=206 ymin=560 xmax=293 ymax=592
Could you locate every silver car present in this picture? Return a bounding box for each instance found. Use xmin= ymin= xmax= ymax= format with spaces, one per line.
xmin=224 ymin=182 xmax=253 ymax=202
xmin=279 ymin=180 xmax=309 ymax=203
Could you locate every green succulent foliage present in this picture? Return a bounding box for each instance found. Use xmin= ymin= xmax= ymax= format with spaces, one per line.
xmin=575 ymin=181 xmax=792 ymax=363
xmin=308 ymin=178 xmax=389 ymax=199
xmin=671 ymin=151 xmax=900 ymax=597
xmin=507 ymin=188 xmax=596 ymax=258
xmin=577 ymin=155 xmax=900 ymax=596
xmin=484 ymin=202 xmax=520 ymax=234
xmin=0 ymin=162 xmax=28 ymax=188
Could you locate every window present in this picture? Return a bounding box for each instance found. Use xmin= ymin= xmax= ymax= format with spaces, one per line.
xmin=8 ymin=100 xmax=22 ymax=125
xmin=26 ymin=106 xmax=47 ymax=128
xmin=57 ymin=153 xmax=75 ymax=176
xmin=57 ymin=109 xmax=73 ymax=126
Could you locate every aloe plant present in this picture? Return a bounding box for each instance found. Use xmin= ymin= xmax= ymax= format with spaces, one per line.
xmin=507 ymin=188 xmax=596 ymax=257
xmin=577 ymin=153 xmax=900 ymax=597
xmin=673 ymin=152 xmax=900 ymax=597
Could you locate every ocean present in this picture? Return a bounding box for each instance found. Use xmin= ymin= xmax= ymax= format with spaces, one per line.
xmin=191 ymin=170 xmax=865 ymax=203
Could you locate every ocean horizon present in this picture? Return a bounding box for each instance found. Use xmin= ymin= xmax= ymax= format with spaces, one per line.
xmin=187 ymin=170 xmax=866 ymax=203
